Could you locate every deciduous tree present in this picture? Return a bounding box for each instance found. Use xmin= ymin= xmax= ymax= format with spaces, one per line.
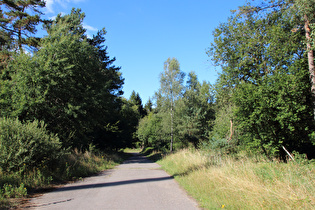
xmin=208 ymin=1 xmax=315 ymax=158
xmin=156 ymin=57 xmax=185 ymax=151
xmin=1 ymin=9 xmax=125 ymax=149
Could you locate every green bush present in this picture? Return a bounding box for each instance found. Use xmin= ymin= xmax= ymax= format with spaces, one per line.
xmin=2 ymin=183 xmax=27 ymax=198
xmin=0 ymin=118 xmax=61 ymax=172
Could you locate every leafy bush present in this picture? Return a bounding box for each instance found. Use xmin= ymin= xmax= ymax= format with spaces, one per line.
xmin=233 ymin=69 xmax=315 ymax=159
xmin=2 ymin=183 xmax=27 ymax=198
xmin=0 ymin=118 xmax=61 ymax=172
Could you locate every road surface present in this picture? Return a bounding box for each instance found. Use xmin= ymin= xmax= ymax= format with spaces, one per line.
xmin=27 ymin=153 xmax=200 ymax=210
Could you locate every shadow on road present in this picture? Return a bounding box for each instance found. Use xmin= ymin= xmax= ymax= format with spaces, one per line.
xmin=22 ymin=154 xmax=174 ymax=209
xmin=122 ymin=153 xmax=153 ymax=164
xmin=55 ymin=176 xmax=173 ymax=193
xmin=51 ymin=154 xmax=171 ymax=193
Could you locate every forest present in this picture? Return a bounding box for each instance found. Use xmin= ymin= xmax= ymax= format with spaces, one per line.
xmin=0 ymin=0 xmax=315 ymax=208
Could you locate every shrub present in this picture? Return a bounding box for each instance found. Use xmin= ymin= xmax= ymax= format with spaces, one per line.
xmin=0 ymin=118 xmax=61 ymax=172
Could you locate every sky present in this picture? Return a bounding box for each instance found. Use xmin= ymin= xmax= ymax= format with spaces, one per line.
xmin=40 ymin=0 xmax=248 ymax=104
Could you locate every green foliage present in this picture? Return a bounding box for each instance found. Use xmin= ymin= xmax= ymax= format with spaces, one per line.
xmin=137 ymin=112 xmax=167 ymax=150
xmin=0 ymin=117 xmax=61 ymax=172
xmin=0 ymin=0 xmax=46 ymax=51
xmin=208 ymin=3 xmax=304 ymax=87
xmin=140 ymin=147 xmax=163 ymax=162
xmin=210 ymin=104 xmax=235 ymax=140
xmin=144 ymin=98 xmax=153 ymax=114
xmin=207 ymin=0 xmax=315 ymax=159
xmin=0 ymin=9 xmax=125 ymax=149
xmin=129 ymin=90 xmax=146 ymax=117
xmin=2 ymin=183 xmax=27 ymax=198
xmin=32 ymin=9 xmax=106 ymax=147
xmin=233 ymin=62 xmax=314 ymax=159
xmin=157 ymin=57 xmax=185 ymax=113
xmin=117 ymin=98 xmax=141 ymax=148
xmin=155 ymin=57 xmax=185 ymax=151
xmin=177 ymin=72 xmax=215 ymax=148
xmin=137 ymin=64 xmax=215 ymax=152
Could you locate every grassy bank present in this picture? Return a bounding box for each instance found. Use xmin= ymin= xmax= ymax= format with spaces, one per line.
xmin=157 ymin=149 xmax=315 ymax=209
xmin=0 ymin=149 xmax=127 ymax=209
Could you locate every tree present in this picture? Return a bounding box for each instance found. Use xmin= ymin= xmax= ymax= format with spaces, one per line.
xmin=113 ymin=98 xmax=140 ymax=149
xmin=156 ymin=57 xmax=185 ymax=151
xmin=208 ymin=4 xmax=303 ymax=86
xmin=0 ymin=0 xmax=46 ymax=52
xmin=1 ymin=9 xmax=125 ymax=149
xmin=86 ymin=27 xmax=124 ymax=149
xmin=144 ymin=97 xmax=153 ymax=114
xmin=233 ymin=65 xmax=314 ymax=159
xmin=177 ymin=72 xmax=215 ymax=148
xmin=293 ymin=0 xmax=315 ymax=114
xmin=0 ymin=10 xmax=12 ymax=71
xmin=239 ymin=0 xmax=315 ymax=110
xmin=208 ymin=1 xmax=315 ymax=158
xmin=113 ymin=92 xmax=146 ymax=149
xmin=87 ymin=28 xmax=124 ymax=98
xmin=129 ymin=90 xmax=146 ymax=117
xmin=137 ymin=112 xmax=166 ymax=150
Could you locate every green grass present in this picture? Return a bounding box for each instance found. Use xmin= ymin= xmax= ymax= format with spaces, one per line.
xmin=140 ymin=147 xmax=164 ymax=162
xmin=0 ymin=149 xmax=127 ymax=209
xmin=123 ymin=148 xmax=142 ymax=153
xmin=157 ymin=149 xmax=315 ymax=209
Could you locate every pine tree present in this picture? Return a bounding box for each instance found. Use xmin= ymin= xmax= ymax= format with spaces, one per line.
xmin=144 ymin=98 xmax=153 ymax=114
xmin=0 ymin=0 xmax=46 ymax=52
xmin=129 ymin=91 xmax=146 ymax=117
xmin=0 ymin=8 xmax=12 ymax=70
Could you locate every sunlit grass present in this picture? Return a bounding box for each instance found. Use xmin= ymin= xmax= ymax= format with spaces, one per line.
xmin=124 ymin=148 xmax=142 ymax=153
xmin=158 ymin=149 xmax=315 ymax=209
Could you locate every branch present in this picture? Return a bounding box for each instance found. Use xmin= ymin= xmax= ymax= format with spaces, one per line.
xmin=281 ymin=145 xmax=295 ymax=161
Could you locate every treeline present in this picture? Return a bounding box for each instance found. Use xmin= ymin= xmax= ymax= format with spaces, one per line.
xmin=136 ymin=0 xmax=315 ymax=160
xmin=0 ymin=0 xmax=142 ymax=175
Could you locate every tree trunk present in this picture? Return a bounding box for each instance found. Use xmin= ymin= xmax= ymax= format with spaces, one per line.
xmin=170 ymin=99 xmax=173 ymax=152
xmin=304 ymin=14 xmax=315 ymax=115
xmin=227 ymin=119 xmax=234 ymax=142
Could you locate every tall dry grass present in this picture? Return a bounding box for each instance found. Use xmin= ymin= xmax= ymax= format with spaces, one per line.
xmin=158 ymin=149 xmax=315 ymax=209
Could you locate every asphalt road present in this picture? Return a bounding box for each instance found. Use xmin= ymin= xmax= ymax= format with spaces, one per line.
xmin=27 ymin=153 xmax=200 ymax=210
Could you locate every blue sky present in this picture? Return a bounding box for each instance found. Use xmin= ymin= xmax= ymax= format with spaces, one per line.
xmin=41 ymin=0 xmax=248 ymax=104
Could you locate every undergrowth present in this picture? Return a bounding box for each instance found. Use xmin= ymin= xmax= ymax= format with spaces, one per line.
xmin=157 ymin=149 xmax=315 ymax=209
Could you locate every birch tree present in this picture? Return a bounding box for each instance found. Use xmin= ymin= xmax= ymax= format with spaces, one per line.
xmin=157 ymin=57 xmax=185 ymax=152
